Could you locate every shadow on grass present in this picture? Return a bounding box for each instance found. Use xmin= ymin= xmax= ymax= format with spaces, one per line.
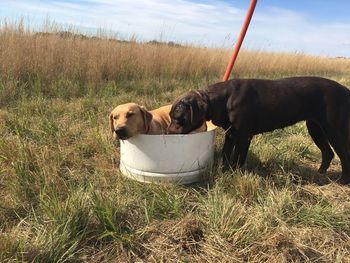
xmin=198 ymin=149 xmax=343 ymax=188
xmin=290 ymin=164 xmax=342 ymax=186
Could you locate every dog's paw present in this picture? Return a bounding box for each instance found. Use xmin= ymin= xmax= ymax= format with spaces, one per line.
xmin=317 ymin=167 xmax=327 ymax=174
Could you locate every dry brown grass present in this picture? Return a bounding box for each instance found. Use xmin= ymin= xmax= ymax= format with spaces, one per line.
xmin=1 ymin=21 xmax=349 ymax=87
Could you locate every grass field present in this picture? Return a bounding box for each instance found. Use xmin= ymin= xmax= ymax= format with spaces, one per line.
xmin=1 ymin=23 xmax=350 ymax=262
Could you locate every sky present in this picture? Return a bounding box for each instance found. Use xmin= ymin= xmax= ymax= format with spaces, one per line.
xmin=1 ymin=0 xmax=350 ymax=57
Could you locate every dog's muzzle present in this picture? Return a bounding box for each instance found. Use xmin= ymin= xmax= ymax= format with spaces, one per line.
xmin=115 ymin=126 xmax=128 ymax=140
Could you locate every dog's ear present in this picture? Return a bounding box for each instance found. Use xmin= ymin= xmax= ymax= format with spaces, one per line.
xmin=197 ymin=95 xmax=208 ymax=114
xmin=189 ymin=103 xmax=194 ymax=125
xmin=188 ymin=97 xmax=208 ymax=126
xmin=109 ymin=112 xmax=115 ymax=133
xmin=139 ymin=106 xmax=152 ymax=133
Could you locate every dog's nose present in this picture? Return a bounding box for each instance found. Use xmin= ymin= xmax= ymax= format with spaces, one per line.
xmin=115 ymin=126 xmax=128 ymax=139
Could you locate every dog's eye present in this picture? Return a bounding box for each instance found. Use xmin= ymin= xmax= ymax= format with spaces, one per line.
xmin=126 ymin=111 xmax=134 ymax=118
xmin=176 ymin=103 xmax=186 ymax=112
xmin=113 ymin=115 xmax=119 ymax=120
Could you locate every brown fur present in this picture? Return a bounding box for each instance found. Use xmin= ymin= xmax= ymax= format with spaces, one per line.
xmin=169 ymin=77 xmax=350 ymax=184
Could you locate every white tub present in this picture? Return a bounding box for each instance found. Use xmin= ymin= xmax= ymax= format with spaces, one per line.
xmin=119 ymin=124 xmax=216 ymax=184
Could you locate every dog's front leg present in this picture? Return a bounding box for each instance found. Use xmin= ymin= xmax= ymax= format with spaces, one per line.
xmin=231 ymin=134 xmax=252 ymax=168
xmin=222 ymin=130 xmax=237 ymax=170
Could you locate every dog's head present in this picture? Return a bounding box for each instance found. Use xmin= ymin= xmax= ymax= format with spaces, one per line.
xmin=109 ymin=103 xmax=152 ymax=140
xmin=168 ymin=91 xmax=208 ymax=134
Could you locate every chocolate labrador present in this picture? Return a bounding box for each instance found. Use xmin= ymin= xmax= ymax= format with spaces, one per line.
xmin=168 ymin=77 xmax=350 ymax=184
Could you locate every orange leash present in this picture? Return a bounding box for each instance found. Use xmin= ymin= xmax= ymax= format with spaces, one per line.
xmin=222 ymin=0 xmax=258 ymax=81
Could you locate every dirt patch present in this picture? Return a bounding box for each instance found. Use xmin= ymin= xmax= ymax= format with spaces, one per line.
xmin=139 ymin=215 xmax=204 ymax=261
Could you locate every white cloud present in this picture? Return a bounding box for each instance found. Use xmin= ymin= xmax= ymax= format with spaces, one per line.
xmin=1 ymin=0 xmax=350 ymax=56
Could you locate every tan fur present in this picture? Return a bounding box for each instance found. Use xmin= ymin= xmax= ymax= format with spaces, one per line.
xmin=109 ymin=103 xmax=171 ymax=139
xmin=147 ymin=105 xmax=172 ymax=134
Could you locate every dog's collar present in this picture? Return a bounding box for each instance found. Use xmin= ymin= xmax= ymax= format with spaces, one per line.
xmin=194 ymin=90 xmax=203 ymax=98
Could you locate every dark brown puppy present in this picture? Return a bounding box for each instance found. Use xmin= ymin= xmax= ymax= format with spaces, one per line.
xmin=168 ymin=77 xmax=350 ymax=184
